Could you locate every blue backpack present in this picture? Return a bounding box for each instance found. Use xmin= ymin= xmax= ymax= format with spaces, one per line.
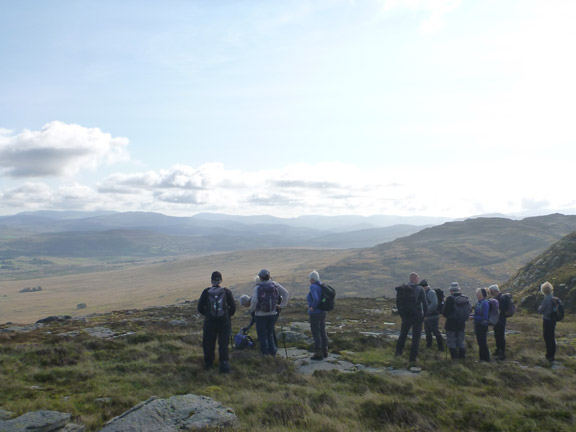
xmin=487 ymin=298 xmax=500 ymax=325
xmin=233 ymin=331 xmax=255 ymax=349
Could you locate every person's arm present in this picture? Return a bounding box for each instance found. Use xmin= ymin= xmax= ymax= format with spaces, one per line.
xmin=276 ymin=283 xmax=290 ymax=309
xmin=308 ymin=284 xmax=321 ymax=311
xmin=249 ymin=285 xmax=259 ymax=314
xmin=197 ymin=289 xmax=208 ymax=315
xmin=420 ymin=287 xmax=428 ymax=316
xmin=225 ymin=288 xmax=236 ymax=317
xmin=427 ymin=290 xmax=437 ymax=315
xmin=443 ymin=296 xmax=453 ymax=318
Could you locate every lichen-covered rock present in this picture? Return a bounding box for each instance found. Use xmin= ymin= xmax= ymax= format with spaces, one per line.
xmin=98 ymin=394 xmax=238 ymax=431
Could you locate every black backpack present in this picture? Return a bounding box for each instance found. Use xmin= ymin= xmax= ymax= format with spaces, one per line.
xmin=551 ymin=297 xmax=565 ymax=322
xmin=318 ymin=283 xmax=336 ymax=311
xmin=207 ymin=287 xmax=227 ymax=318
xmin=501 ymin=293 xmax=516 ymax=317
xmin=257 ymin=281 xmax=279 ymax=313
xmin=451 ymin=295 xmax=471 ymax=322
xmin=433 ymin=288 xmax=445 ymax=314
xmin=396 ymin=284 xmax=418 ymax=316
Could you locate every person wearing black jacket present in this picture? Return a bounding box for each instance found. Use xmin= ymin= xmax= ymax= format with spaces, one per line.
xmin=197 ymin=271 xmax=236 ymax=373
xmin=395 ymin=272 xmax=428 ymax=365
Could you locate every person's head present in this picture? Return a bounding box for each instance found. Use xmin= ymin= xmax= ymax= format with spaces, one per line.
xmin=476 ymin=287 xmax=487 ymax=300
xmin=258 ymin=269 xmax=271 ymax=282
xmin=488 ymin=284 xmax=500 ymax=296
xmin=540 ymin=281 xmax=554 ymax=295
xmin=211 ymin=271 xmax=223 ymax=286
xmin=409 ymin=272 xmax=419 ymax=284
xmin=449 ymin=282 xmax=461 ymax=294
xmin=419 ymin=279 xmax=429 ymax=290
xmin=309 ymin=270 xmax=320 ymax=283
xmin=239 ymin=294 xmax=251 ymax=307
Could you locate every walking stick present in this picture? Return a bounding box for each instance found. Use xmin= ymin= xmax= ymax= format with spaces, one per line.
xmin=280 ymin=322 xmax=288 ymax=358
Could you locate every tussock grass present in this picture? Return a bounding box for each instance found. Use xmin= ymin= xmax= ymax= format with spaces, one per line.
xmin=1 ymin=299 xmax=576 ymax=431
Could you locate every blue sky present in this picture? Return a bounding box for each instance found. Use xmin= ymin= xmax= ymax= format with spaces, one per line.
xmin=1 ymin=0 xmax=575 ymax=218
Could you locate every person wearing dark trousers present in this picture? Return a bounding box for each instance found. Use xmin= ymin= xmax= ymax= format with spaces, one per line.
xmin=443 ymin=282 xmax=469 ymax=360
xmin=538 ymin=281 xmax=556 ymax=363
xmin=488 ymin=284 xmax=507 ymax=360
xmin=308 ymin=270 xmax=329 ymax=360
xmin=420 ymin=279 xmax=444 ymax=352
xmin=249 ymin=269 xmax=289 ymax=356
xmin=395 ymin=272 xmax=428 ymax=365
xmin=472 ymin=287 xmax=490 ymax=362
xmin=197 ymin=271 xmax=236 ymax=373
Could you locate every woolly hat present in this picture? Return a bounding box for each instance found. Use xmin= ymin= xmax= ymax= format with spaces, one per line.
xmin=419 ymin=279 xmax=429 ymax=287
xmin=309 ymin=270 xmax=320 ymax=282
xmin=449 ymin=282 xmax=461 ymax=292
xmin=239 ymin=294 xmax=251 ymax=307
xmin=258 ymin=269 xmax=270 ymax=278
xmin=488 ymin=284 xmax=499 ymax=293
xmin=211 ymin=271 xmax=222 ymax=283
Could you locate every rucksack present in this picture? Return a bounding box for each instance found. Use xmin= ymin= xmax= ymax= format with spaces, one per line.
xmin=207 ymin=287 xmax=227 ymax=318
xmin=501 ymin=293 xmax=516 ymax=317
xmin=433 ymin=288 xmax=445 ymax=314
xmin=396 ymin=284 xmax=418 ymax=316
xmin=451 ymin=295 xmax=471 ymax=322
xmin=257 ymin=281 xmax=279 ymax=313
xmin=551 ymin=297 xmax=565 ymax=322
xmin=318 ymin=283 xmax=336 ymax=311
xmin=487 ymin=298 xmax=500 ymax=325
xmin=233 ymin=331 xmax=255 ymax=349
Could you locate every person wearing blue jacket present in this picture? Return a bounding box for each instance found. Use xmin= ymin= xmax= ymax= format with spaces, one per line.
xmin=472 ymin=287 xmax=491 ymax=362
xmin=308 ymin=270 xmax=328 ymax=360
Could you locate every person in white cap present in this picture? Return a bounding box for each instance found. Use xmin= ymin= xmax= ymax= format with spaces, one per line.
xmin=307 ymin=270 xmax=329 ymax=360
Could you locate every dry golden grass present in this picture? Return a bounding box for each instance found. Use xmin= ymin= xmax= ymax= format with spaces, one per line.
xmin=0 ymin=248 xmax=353 ymax=324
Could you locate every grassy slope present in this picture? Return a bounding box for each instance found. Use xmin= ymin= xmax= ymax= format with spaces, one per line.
xmin=1 ymin=298 xmax=575 ymax=432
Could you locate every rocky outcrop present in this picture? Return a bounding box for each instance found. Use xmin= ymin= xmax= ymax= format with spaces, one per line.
xmin=0 ymin=409 xmax=83 ymax=432
xmin=97 ymin=394 xmax=238 ymax=431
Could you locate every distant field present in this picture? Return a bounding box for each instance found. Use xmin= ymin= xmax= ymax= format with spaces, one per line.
xmin=0 ymin=248 xmax=353 ymax=324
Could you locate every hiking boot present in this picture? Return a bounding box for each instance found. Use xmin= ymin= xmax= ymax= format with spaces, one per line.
xmin=458 ymin=348 xmax=466 ymax=359
xmin=204 ymin=363 xmax=212 ymax=371
xmin=449 ymin=348 xmax=458 ymax=360
xmin=219 ymin=361 xmax=231 ymax=374
xmin=322 ymin=348 xmax=329 ymax=358
xmin=495 ymin=352 xmax=506 ymax=361
xmin=311 ymin=350 xmax=324 ymax=360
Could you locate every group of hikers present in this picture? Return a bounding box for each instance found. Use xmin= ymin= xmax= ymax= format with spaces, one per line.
xmin=197 ymin=269 xmax=563 ymax=373
xmin=395 ymin=272 xmax=563 ymax=365
xmin=197 ymin=269 xmax=330 ymax=373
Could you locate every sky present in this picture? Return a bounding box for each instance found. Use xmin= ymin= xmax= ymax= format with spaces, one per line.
xmin=1 ymin=0 xmax=575 ymax=219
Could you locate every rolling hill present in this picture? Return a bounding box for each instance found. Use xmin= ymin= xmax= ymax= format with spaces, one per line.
xmin=503 ymin=231 xmax=576 ymax=313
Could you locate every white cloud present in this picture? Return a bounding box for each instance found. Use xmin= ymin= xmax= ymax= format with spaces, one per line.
xmin=0 ymin=121 xmax=130 ymax=178
xmin=1 ymin=159 xmax=573 ymax=218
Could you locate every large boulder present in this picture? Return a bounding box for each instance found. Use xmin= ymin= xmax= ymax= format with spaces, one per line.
xmin=98 ymin=394 xmax=238 ymax=431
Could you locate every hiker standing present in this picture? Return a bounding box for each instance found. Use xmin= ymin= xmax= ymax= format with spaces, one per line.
xmin=488 ymin=284 xmax=508 ymax=360
xmin=197 ymin=271 xmax=236 ymax=373
xmin=395 ymin=272 xmax=428 ymax=364
xmin=538 ymin=281 xmax=556 ymax=363
xmin=420 ymin=279 xmax=444 ymax=352
xmin=442 ymin=282 xmax=469 ymax=360
xmin=308 ymin=270 xmax=329 ymax=360
xmin=472 ymin=288 xmax=491 ymax=362
xmin=249 ymin=269 xmax=289 ymax=356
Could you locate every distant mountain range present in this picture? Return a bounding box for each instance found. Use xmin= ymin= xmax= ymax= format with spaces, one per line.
xmin=0 ymin=211 xmax=439 ymax=258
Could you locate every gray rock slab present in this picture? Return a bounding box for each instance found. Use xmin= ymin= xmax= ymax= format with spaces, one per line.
xmin=98 ymin=394 xmax=237 ymax=432
xmin=0 ymin=410 xmax=13 ymax=421
xmin=0 ymin=410 xmax=70 ymax=432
